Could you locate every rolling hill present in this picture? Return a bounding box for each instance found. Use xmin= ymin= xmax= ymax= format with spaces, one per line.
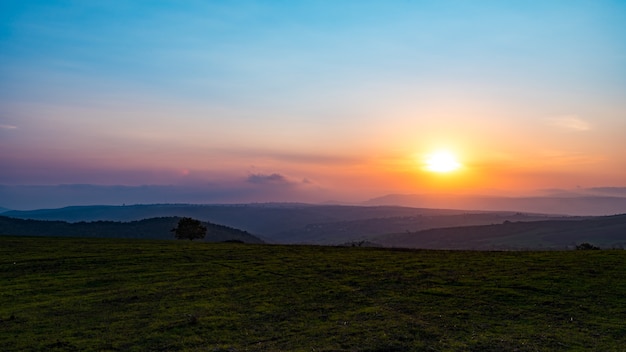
xmin=3 ymin=203 xmax=574 ymax=245
xmin=3 ymin=205 xmax=626 ymax=249
xmin=0 ymin=216 xmax=263 ymax=243
xmin=374 ymin=214 xmax=626 ymax=250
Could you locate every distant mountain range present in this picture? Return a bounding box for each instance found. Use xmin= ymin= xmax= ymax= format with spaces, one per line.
xmin=0 ymin=216 xmax=263 ymax=243
xmin=364 ymin=193 xmax=626 ymax=216
xmin=3 ymin=184 xmax=626 ymax=215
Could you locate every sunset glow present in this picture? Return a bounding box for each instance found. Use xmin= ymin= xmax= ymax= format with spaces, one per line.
xmin=1 ymin=1 xmax=625 ymax=210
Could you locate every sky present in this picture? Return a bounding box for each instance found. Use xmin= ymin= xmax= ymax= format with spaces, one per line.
xmin=1 ymin=0 xmax=626 ymax=207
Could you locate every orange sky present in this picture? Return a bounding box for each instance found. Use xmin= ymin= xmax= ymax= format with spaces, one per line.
xmin=1 ymin=1 xmax=625 ymax=205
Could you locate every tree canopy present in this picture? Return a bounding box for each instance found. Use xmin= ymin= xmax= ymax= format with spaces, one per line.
xmin=172 ymin=217 xmax=207 ymax=241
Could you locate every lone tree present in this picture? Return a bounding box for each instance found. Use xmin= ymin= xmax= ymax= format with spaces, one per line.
xmin=172 ymin=217 xmax=207 ymax=241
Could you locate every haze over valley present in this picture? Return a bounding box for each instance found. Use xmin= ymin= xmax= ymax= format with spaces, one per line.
xmin=3 ymin=203 xmax=625 ymax=250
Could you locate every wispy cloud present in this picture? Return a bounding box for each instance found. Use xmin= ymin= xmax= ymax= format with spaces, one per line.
xmin=0 ymin=124 xmax=18 ymax=130
xmin=227 ymin=149 xmax=362 ymax=165
xmin=549 ymin=115 xmax=590 ymax=131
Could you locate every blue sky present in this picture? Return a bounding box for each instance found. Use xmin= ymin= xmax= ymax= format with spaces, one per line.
xmin=1 ymin=0 xmax=626 ymax=205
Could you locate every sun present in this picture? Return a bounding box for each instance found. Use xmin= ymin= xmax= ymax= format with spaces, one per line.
xmin=423 ymin=150 xmax=462 ymax=173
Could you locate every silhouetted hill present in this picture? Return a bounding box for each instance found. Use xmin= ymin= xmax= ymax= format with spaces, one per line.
xmin=3 ymin=203 xmax=459 ymax=224
xmin=271 ymin=212 xmax=574 ymax=244
xmin=1 ymin=204 xmax=467 ymax=240
xmin=4 ymin=204 xmax=572 ymax=244
xmin=374 ymin=214 xmax=626 ymax=250
xmin=0 ymin=216 xmax=263 ymax=243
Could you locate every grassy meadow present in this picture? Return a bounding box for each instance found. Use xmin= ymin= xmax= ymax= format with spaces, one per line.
xmin=1 ymin=236 xmax=625 ymax=351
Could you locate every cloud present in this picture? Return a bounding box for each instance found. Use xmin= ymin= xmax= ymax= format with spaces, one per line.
xmin=245 ymin=173 xmax=317 ymax=188
xmin=246 ymin=173 xmax=290 ymax=185
xmin=549 ymin=115 xmax=590 ymax=131
xmin=0 ymin=124 xmax=18 ymax=130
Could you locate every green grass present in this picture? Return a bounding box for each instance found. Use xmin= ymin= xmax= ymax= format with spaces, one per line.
xmin=1 ymin=236 xmax=625 ymax=351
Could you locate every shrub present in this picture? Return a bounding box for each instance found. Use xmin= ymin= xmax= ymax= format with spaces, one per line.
xmin=576 ymin=242 xmax=600 ymax=250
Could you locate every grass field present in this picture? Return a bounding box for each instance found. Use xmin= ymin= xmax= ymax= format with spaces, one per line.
xmin=1 ymin=236 xmax=625 ymax=351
